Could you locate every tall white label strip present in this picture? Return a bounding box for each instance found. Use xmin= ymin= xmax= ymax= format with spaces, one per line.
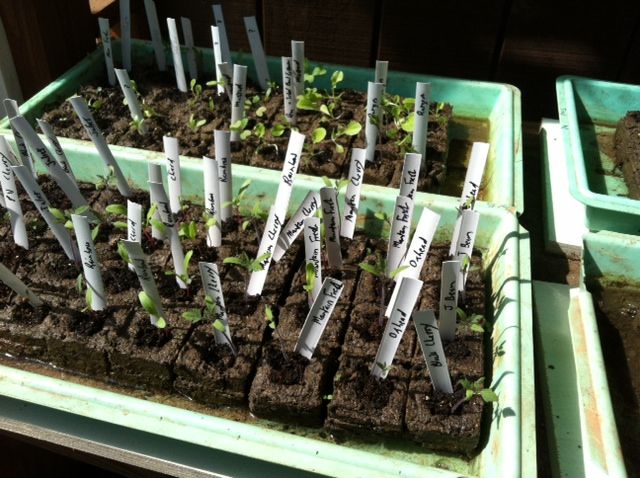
xmin=341 ymin=148 xmax=366 ymax=239
xmin=454 ymin=209 xmax=480 ymax=291
xmin=122 ymin=240 xmax=165 ymax=325
xmin=114 ymin=68 xmax=146 ymax=133
xmin=214 ymin=130 xmax=232 ymax=221
xmin=230 ymin=65 xmax=248 ymax=141
xmin=163 ymin=136 xmax=181 ymax=214
xmin=143 ymin=0 xmax=166 ymax=71
xmin=0 ymin=136 xmax=28 ymax=249
xmin=412 ymin=82 xmax=431 ymax=162
xmin=372 ymin=277 xmax=423 ymax=379
xmin=9 ymin=116 xmax=90 ymax=211
xmin=12 ymin=165 xmax=76 ymax=260
xmin=273 ymin=190 xmax=319 ymax=262
xmin=0 ymin=263 xmax=42 ymax=307
xmin=244 ymin=16 xmax=270 ymax=90
xmin=386 ymin=195 xmax=414 ymax=277
xmin=385 ymin=207 xmax=440 ymax=316
xmin=3 ymin=99 xmax=35 ymax=179
xmin=199 ymin=262 xmax=235 ymax=351
xmin=210 ymin=26 xmax=225 ymax=96
xmin=274 ymin=130 xmax=305 ymax=219
xmin=438 ymin=260 xmax=460 ymax=342
xmin=282 ymin=57 xmax=296 ymax=124
xmin=36 ymin=119 xmax=77 ymax=183
xmin=218 ymin=62 xmax=233 ymax=99
xmin=247 ymin=206 xmax=284 ymax=296
xmin=399 ymin=153 xmax=421 ymax=200
xmin=68 ymin=96 xmax=131 ymax=197
xmin=180 ymin=17 xmax=198 ymax=81
xmin=119 ymin=0 xmax=131 ymax=71
xmin=375 ymin=60 xmax=388 ymax=91
xmin=203 ymin=156 xmax=222 ymax=247
xmin=71 ymin=214 xmax=106 ymax=311
xmin=149 ymin=181 xmax=187 ymax=289
xmin=98 ymin=18 xmax=116 ymax=85
xmin=127 ymin=200 xmax=142 ymax=272
xmin=295 ymin=277 xmax=344 ymax=359
xmin=320 ymin=187 xmax=342 ymax=269
xmin=303 ymin=216 xmax=322 ymax=305
xmin=291 ymin=41 xmax=304 ymax=99
xmin=364 ymin=82 xmax=384 ymax=162
xmin=166 ymin=18 xmax=187 ymax=92
xmin=212 ymin=5 xmax=231 ymax=64
xmin=414 ymin=310 xmax=454 ymax=393
xmin=148 ymin=162 xmax=165 ymax=240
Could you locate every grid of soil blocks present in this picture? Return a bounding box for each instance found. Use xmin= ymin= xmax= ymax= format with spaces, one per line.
xmin=0 ymin=176 xmax=490 ymax=455
xmin=41 ymin=71 xmax=452 ymax=193
xmin=615 ymin=111 xmax=640 ymax=199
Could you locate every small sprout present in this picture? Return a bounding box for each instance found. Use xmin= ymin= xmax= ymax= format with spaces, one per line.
xmin=95 ymin=166 xmax=116 ymax=190
xmin=330 ymin=70 xmax=344 ymax=93
xmin=88 ymin=97 xmax=104 ymax=111
xmin=117 ymin=241 xmax=131 ymax=264
xmin=458 ymin=377 xmax=498 ymax=403
xmin=456 ymin=307 xmax=488 ymax=333
xmin=223 ymin=251 xmax=270 ymax=273
xmin=213 ymin=319 xmax=226 ymax=332
xmin=375 ymin=361 xmax=393 ymax=374
xmin=208 ymin=97 xmax=215 ymax=113
xmin=265 ymin=304 xmax=276 ymax=329
xmin=91 ymin=224 xmax=101 ymax=242
xmin=178 ymin=221 xmax=198 ymax=241
xmin=146 ymin=203 xmax=166 ymax=235
xmin=113 ymin=221 xmax=128 ymax=230
xmin=138 ymin=291 xmax=166 ymax=328
xmin=256 ymin=105 xmax=267 ymax=118
xmin=374 ymin=210 xmax=391 ymax=226
xmin=323 ymin=394 xmax=333 ymax=401
xmin=189 ymin=78 xmax=203 ymax=102
xmin=222 ymin=179 xmax=251 ymax=213
xmin=311 ymin=127 xmax=327 ymax=144
xmin=302 ymin=262 xmax=316 ymax=294
xmin=303 ymin=65 xmax=327 ymax=84
xmin=129 ymin=116 xmax=146 ymax=134
xmin=330 ymin=120 xmax=361 ymax=153
xmin=188 ymin=114 xmax=207 ymax=132
xmin=321 ymin=176 xmax=349 ymax=192
xmin=105 ymin=204 xmax=126 ymax=215
xmin=182 ymin=308 xmax=202 ymax=324
xmin=271 ymin=123 xmax=287 ymax=137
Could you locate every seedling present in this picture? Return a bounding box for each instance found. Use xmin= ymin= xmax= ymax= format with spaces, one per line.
xmin=105 ymin=203 xmax=128 ymax=230
xmin=230 ymin=117 xmax=250 ymax=139
xmin=145 ymin=203 xmax=166 ymax=238
xmin=95 ymin=165 xmax=116 ymax=191
xmin=330 ymin=120 xmax=361 ymax=153
xmin=178 ymin=220 xmax=198 ymax=241
xmin=75 ymin=273 xmax=93 ymax=312
xmin=456 ymin=307 xmax=488 ymax=333
xmin=321 ymin=176 xmax=349 ymax=193
xmin=303 ymin=63 xmax=327 ymax=84
xmin=129 ymin=116 xmax=146 ymax=135
xmin=138 ymin=290 xmax=166 ymax=328
xmin=223 ymin=251 xmax=270 ymax=291
xmin=117 ymin=241 xmax=131 ymax=265
xmin=88 ymin=96 xmax=104 ymax=111
xmin=189 ymin=78 xmax=203 ymax=106
xmin=452 ymin=377 xmax=498 ymax=413
xmin=263 ymin=80 xmax=279 ymax=102
xmin=165 ymin=249 xmax=194 ymax=287
xmin=183 ymin=295 xmax=236 ymax=355
xmin=375 ymin=361 xmax=393 ymax=376
xmin=302 ymin=262 xmax=316 ymax=294
xmin=265 ymin=304 xmax=288 ymax=360
xmin=49 ymin=205 xmax=100 ymax=239
xmin=222 ymin=178 xmax=251 ymax=228
xmin=359 ymin=252 xmax=408 ymax=324
xmin=188 ymin=114 xmax=206 ymax=133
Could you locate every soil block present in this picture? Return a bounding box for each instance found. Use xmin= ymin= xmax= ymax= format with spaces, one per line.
xmin=615 ymin=111 xmax=640 ymax=199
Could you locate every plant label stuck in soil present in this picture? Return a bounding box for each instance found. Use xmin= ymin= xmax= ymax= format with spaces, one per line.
xmin=147 ymin=162 xmax=165 ymax=240
xmin=399 ymin=153 xmax=421 ymax=200
xmin=210 ymin=26 xmax=225 ymax=95
xmin=167 ymin=18 xmax=187 ymax=93
xmin=230 ymin=65 xmax=248 ymax=142
xmin=341 ymin=148 xmax=366 ymax=239
xmin=212 ymin=5 xmax=231 ymax=65
xmin=163 ymin=136 xmax=182 ymax=214
xmin=36 ymin=119 xmax=77 ymax=183
xmin=3 ymin=99 xmax=35 ymax=179
xmin=304 ymin=216 xmax=322 ymax=305
xmin=180 ymin=17 xmax=198 ymax=81
xmin=273 ymin=190 xmax=320 ymax=262
xmin=281 ymin=57 xmax=296 ymax=124
xmin=274 ymin=130 xmax=305 ymax=219
xmin=438 ymin=260 xmax=461 ymax=342
xmin=414 ymin=310 xmax=453 ymax=393
xmin=412 ymin=82 xmax=431 ymax=166
xmin=247 ymin=205 xmax=284 ymax=296
xmin=0 ymin=262 xmax=42 ymax=307
xmin=97 ymin=17 xmax=116 ymax=85
xmin=321 ymin=187 xmax=342 ymax=269
xmin=244 ymin=16 xmax=270 ymax=90
xmin=143 ymin=0 xmax=166 ymax=71
xmin=122 ymin=240 xmax=165 ymax=325
xmin=114 ymin=69 xmax=146 ymax=134
xmin=386 ymin=195 xmax=414 ymax=277
xmin=454 ymin=209 xmax=480 ymax=291
xmin=199 ymin=262 xmax=234 ymax=351
xmin=203 ymin=156 xmax=222 ymax=247
xmin=295 ymin=277 xmax=344 ymax=359
xmin=291 ymin=41 xmax=304 ymax=99
xmin=365 ymin=82 xmax=384 ymax=163
xmin=375 ymin=60 xmax=389 ymax=91
xmin=0 ymin=136 xmax=28 ymax=249
xmin=372 ymin=276 xmax=423 ymax=379
xmin=127 ymin=200 xmax=142 ymax=271
xmin=214 ymin=130 xmax=233 ymax=222
xmin=71 ymin=214 xmax=106 ymax=311
xmin=119 ymin=0 xmax=131 ymax=71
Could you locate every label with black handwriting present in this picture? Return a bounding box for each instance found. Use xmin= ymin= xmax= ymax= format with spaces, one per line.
xmin=122 ymin=240 xmax=165 ymax=325
xmin=36 ymin=119 xmax=77 ymax=183
xmin=98 ymin=17 xmax=116 ymax=85
xmin=274 ymin=130 xmax=305 ymax=219
xmin=341 ymin=148 xmax=366 ymax=239
xmin=119 ymin=0 xmax=131 ymax=71
xmin=273 ymin=190 xmax=319 ymax=262
xmin=199 ymin=262 xmax=235 ymax=352
xmin=438 ymin=260 xmax=460 ymax=342
xmin=291 ymin=41 xmax=304 ymax=98
xmin=372 ymin=277 xmax=423 ymax=379
xmin=212 ymin=5 xmax=231 ymax=64
xmin=365 ymin=82 xmax=384 ymax=162
xmin=321 ymin=187 xmax=342 ymax=269
xmin=166 ymin=17 xmax=187 ymax=92
xmin=0 ymin=136 xmax=28 ymax=249
xmin=230 ymin=65 xmax=248 ymax=141
xmin=0 ymin=262 xmax=42 ymax=307
xmin=3 ymin=99 xmax=35 ymax=179
xmin=203 ymin=156 xmax=222 ymax=247
xmin=282 ymin=56 xmax=296 ymax=124
xmin=114 ymin=69 xmax=146 ymax=133
xmin=71 ymin=214 xmax=106 ymax=310
xmin=386 ymin=195 xmax=414 ymax=277
xmin=399 ymin=152 xmax=421 ymax=200
xmin=247 ymin=206 xmax=284 ymax=296
xmin=244 ymin=16 xmax=270 ymax=90
xmin=454 ymin=209 xmax=480 ymax=291
xmin=210 ymin=26 xmax=225 ymax=95
xmin=303 ymin=216 xmax=322 ymax=305
xmin=414 ymin=310 xmax=453 ymax=393
xmin=143 ymin=0 xmax=166 ymax=71
xmin=295 ymin=277 xmax=344 ymax=359
xmin=214 ymin=130 xmax=233 ymax=221
xmin=163 ymin=136 xmax=182 ymax=214
xmin=412 ymin=82 xmax=431 ymax=161
xmin=180 ymin=17 xmax=198 ymax=81
xmin=127 ymin=200 xmax=142 ymax=272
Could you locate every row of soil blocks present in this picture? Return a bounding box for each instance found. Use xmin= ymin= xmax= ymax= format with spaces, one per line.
xmin=0 ymin=178 xmax=487 ymax=455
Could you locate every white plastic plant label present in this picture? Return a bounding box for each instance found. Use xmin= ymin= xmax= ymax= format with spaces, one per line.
xmin=244 ymin=16 xmax=270 ymax=90
xmin=399 ymin=153 xmax=421 ymax=200
xmin=199 ymin=262 xmax=234 ymax=351
xmin=127 ymin=200 xmax=142 ymax=272
xmin=0 ymin=262 xmax=42 ymax=307
xmin=375 ymin=60 xmax=388 ymax=90
xmin=210 ymin=26 xmax=225 ymax=95
xmin=274 ymin=130 xmax=305 ymax=219
xmin=385 ymin=206 xmax=440 ymax=316
xmin=122 ymin=240 xmax=165 ymax=325
xmin=71 ymin=214 xmax=106 ymax=311
xmin=214 ymin=130 xmax=233 ymax=222
xmin=0 ymin=136 xmax=28 ymax=249
xmin=295 ymin=277 xmax=344 ymax=359
xmin=149 ymin=181 xmax=187 ymax=289
xmin=303 ymin=216 xmax=322 ymax=305
xmin=212 ymin=5 xmax=231 ymax=64
xmin=218 ymin=62 xmax=233 ymax=98
xmin=438 ymin=260 xmax=461 ymax=342
xmin=180 ymin=17 xmax=198 ymax=81
xmin=320 ymin=187 xmax=342 ymax=269
xmin=281 ymin=57 xmax=296 ymax=124
xmin=459 ymin=141 xmax=489 ymax=210
xmin=203 ymin=156 xmax=222 ymax=247
xmin=147 ymin=162 xmax=165 ymax=240
xmin=36 ymin=119 xmax=77 ymax=183
xmin=412 ymin=82 xmax=431 ymax=161
xmin=414 ymin=310 xmax=453 ymax=393
xmin=98 ymin=17 xmax=116 ymax=85
xmin=291 ymin=41 xmax=304 ymax=98
xmin=454 ymin=209 xmax=480 ymax=291
xmin=386 ymin=195 xmax=414 ymax=277
xmin=3 ymin=99 xmax=35 ymax=179
xmin=163 ymin=136 xmax=182 ymax=214
xmin=341 ymin=148 xmax=366 ymax=239
xmin=68 ymin=96 xmax=132 ymax=197
xmin=143 ymin=0 xmax=166 ymax=71
xmin=365 ymin=82 xmax=384 ymax=162
xmin=11 ymin=165 xmax=76 ymax=260
xmin=247 ymin=206 xmax=284 ymax=296
xmin=273 ymin=190 xmax=319 ymax=262
xmin=167 ymin=18 xmax=187 ymax=93
xmin=230 ymin=65 xmax=248 ymax=142
xmin=114 ymin=69 xmax=146 ymax=134
xmin=119 ymin=0 xmax=131 ymax=71
xmin=371 ymin=276 xmax=423 ymax=379
xmin=9 ymin=115 xmax=89 ymax=212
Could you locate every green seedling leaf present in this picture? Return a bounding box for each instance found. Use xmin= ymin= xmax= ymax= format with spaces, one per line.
xmin=182 ymin=309 xmax=202 ymax=323
xmin=390 ymin=265 xmax=409 ymax=280
xmin=117 ymin=241 xmax=131 ymax=264
xmin=480 ymin=389 xmax=499 ymax=402
xmin=113 ymin=221 xmax=128 ymax=230
xmin=342 ymin=120 xmax=362 ymax=136
xmin=105 ymin=204 xmax=126 ymax=215
xmin=213 ymin=319 xmax=226 ymax=332
xmin=272 ymin=123 xmax=286 ymax=137
xmin=312 ymin=127 xmax=327 ymax=144
xmin=49 ymin=207 xmax=66 ymax=222
xmin=331 ymin=70 xmax=344 ymax=90
xmin=91 ymin=224 xmax=100 ymax=242
xmin=303 ymin=262 xmax=316 ymax=293
xmin=138 ymin=291 xmax=163 ymax=322
xmin=400 ymin=112 xmax=415 ymax=133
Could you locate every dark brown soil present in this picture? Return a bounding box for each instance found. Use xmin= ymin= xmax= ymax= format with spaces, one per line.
xmin=615 ymin=111 xmax=640 ymax=199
